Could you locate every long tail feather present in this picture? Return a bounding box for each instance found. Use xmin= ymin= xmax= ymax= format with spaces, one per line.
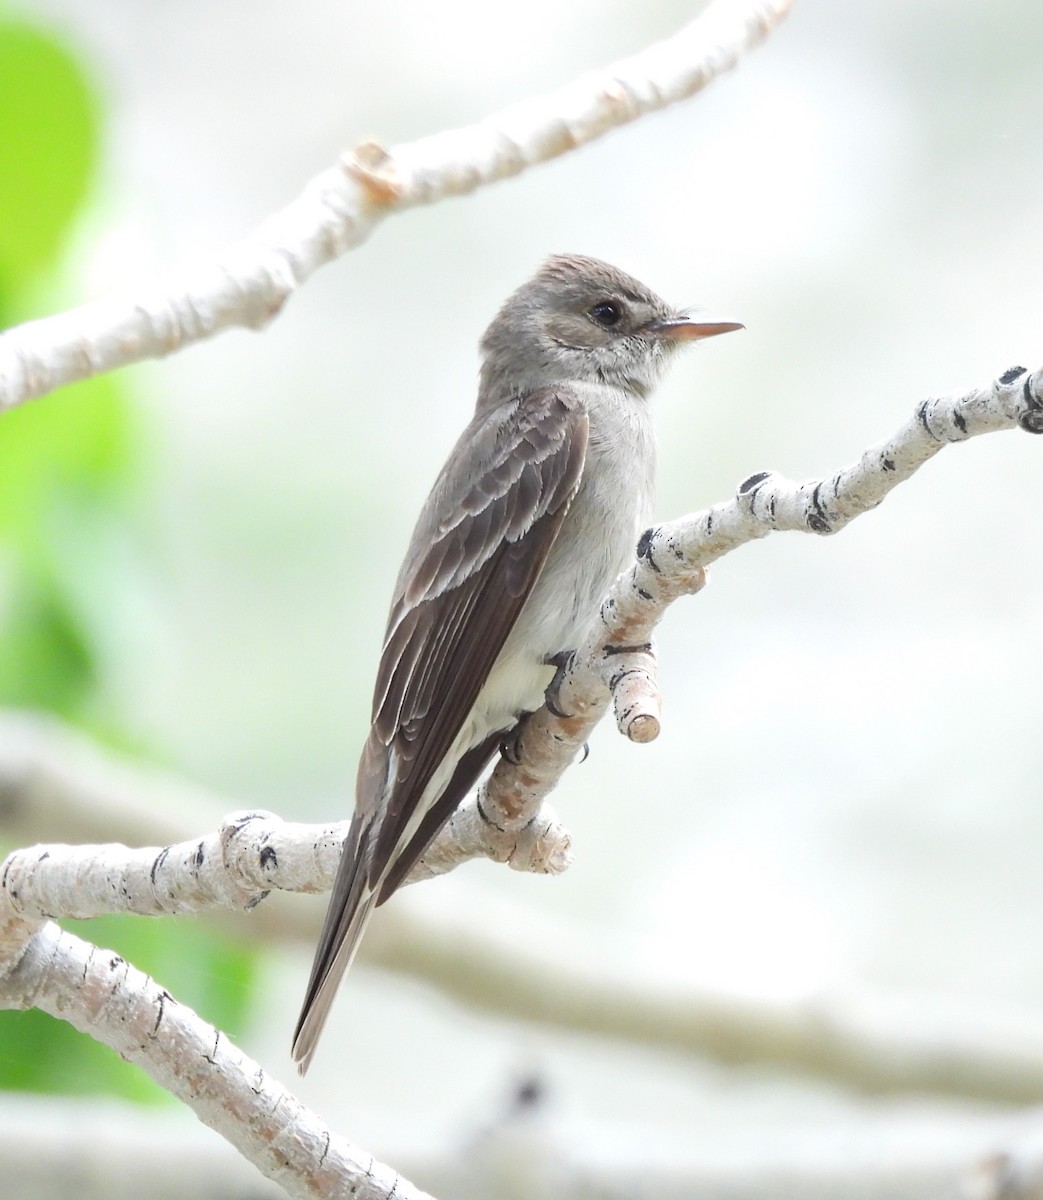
xmin=291 ymin=814 xmax=376 ymax=1074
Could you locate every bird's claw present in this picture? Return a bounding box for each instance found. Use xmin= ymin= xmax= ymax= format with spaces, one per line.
xmin=544 ymin=650 xmax=575 ymax=718
xmin=500 ymin=722 xmax=526 ymax=765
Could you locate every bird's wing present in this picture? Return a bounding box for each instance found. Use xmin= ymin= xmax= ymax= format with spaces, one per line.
xmin=369 ymin=387 xmax=589 ymax=879
xmin=292 ymin=387 xmax=588 ymax=1070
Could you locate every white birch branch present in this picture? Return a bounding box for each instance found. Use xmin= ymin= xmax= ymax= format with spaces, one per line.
xmin=0 ymin=0 xmax=790 ymax=412
xmin=0 ymin=805 xmax=570 ymax=928
xmin=9 ymin=798 xmax=1043 ymax=1109
xmin=475 ymin=363 xmax=1043 ymax=836
xmin=7 ymin=708 xmax=1043 ymax=1109
xmin=0 ymin=920 xmax=433 ymax=1200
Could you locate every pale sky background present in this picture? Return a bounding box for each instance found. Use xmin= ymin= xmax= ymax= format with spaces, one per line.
xmin=8 ymin=0 xmax=1043 ymax=1180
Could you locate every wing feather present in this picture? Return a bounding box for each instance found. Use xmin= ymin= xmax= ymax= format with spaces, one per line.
xmin=367 ymin=389 xmax=587 ymax=875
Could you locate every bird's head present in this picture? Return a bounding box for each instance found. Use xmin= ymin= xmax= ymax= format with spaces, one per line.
xmin=478 ymin=253 xmax=742 ymax=404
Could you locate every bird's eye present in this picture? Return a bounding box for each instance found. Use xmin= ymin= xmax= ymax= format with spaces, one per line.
xmin=589 ymin=301 xmax=623 ymax=328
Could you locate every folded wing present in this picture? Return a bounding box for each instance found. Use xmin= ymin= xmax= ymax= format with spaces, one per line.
xmin=292 ymin=387 xmax=588 ymax=1070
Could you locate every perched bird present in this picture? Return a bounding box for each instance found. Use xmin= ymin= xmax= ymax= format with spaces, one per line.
xmin=292 ymin=253 xmax=741 ymax=1070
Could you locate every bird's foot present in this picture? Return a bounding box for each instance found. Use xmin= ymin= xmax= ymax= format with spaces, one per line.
xmin=500 ymin=717 xmax=531 ymax=765
xmin=544 ymin=650 xmax=575 ymax=718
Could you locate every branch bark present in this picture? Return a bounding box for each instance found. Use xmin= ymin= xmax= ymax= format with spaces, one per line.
xmin=0 ymin=920 xmax=433 ymax=1200
xmin=8 ymin=345 xmax=1039 ymax=920
xmin=475 ymin=363 xmax=1043 ymax=837
xmin=0 ymin=0 xmax=791 ymax=413
xmin=0 ymin=805 xmax=570 ymax=928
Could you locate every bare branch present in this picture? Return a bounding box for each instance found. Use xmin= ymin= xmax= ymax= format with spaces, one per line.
xmin=0 ymin=921 xmax=433 ymax=1200
xmin=0 ymin=0 xmax=791 ymax=412
xmin=0 ymin=803 xmax=571 ymax=932
xmin=10 ymin=801 xmax=1043 ymax=1109
xmin=1 ymin=367 xmax=1038 ymax=874
xmin=477 ymin=363 xmax=1043 ymax=833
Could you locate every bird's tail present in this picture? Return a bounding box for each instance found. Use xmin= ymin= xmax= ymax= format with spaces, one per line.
xmin=291 ymin=812 xmax=377 ymax=1075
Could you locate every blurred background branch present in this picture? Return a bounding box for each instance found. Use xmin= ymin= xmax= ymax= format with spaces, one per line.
xmin=4 ymin=1083 xmax=1043 ymax=1200
xmin=7 ymin=707 xmax=1043 ymax=1107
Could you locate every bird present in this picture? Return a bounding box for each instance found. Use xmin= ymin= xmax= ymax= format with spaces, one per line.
xmin=292 ymin=253 xmax=742 ymax=1071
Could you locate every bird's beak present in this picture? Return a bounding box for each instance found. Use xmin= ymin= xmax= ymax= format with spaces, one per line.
xmin=644 ymin=316 xmax=744 ymax=342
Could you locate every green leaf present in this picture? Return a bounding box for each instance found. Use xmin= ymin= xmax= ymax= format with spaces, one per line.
xmin=0 ymin=19 xmax=100 ymax=284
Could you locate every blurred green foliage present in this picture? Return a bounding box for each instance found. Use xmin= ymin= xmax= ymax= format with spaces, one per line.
xmin=0 ymin=16 xmax=257 ymax=1103
xmin=0 ymin=19 xmax=96 ymax=285
xmin=0 ymin=16 xmax=119 ymax=723
xmin=3 ymin=921 xmax=258 ymax=1104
